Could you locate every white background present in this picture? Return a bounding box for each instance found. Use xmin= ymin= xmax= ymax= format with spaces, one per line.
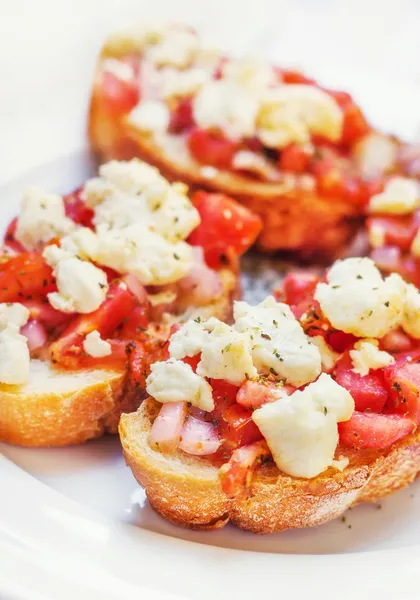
xmin=1 ymin=0 xmax=420 ymax=182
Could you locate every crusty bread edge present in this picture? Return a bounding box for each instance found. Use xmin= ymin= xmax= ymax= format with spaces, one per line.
xmin=120 ymin=397 xmax=420 ymax=533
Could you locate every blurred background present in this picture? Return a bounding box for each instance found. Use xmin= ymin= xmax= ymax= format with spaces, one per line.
xmin=1 ymin=0 xmax=420 ymax=180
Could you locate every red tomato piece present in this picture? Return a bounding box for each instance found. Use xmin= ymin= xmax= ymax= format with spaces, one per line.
xmin=188 ymin=191 xmax=262 ymax=268
xmin=366 ymin=215 xmax=418 ymax=252
xmin=98 ymin=58 xmax=139 ymax=114
xmin=50 ymin=281 xmax=138 ymax=367
xmin=209 ymin=378 xmax=239 ymax=420
xmin=218 ymin=404 xmax=262 ymax=451
xmin=3 ymin=218 xmax=25 ymax=253
xmin=383 ymin=359 xmax=420 ymax=422
xmin=23 ymin=299 xmax=72 ymax=329
xmin=169 ymin=98 xmax=194 ymax=133
xmin=328 ymin=89 xmax=370 ymax=146
xmin=334 ymin=352 xmax=388 ymax=413
xmin=63 ymin=188 xmax=94 ymax=228
xmin=281 ymin=271 xmax=319 ymax=306
xmin=78 ymin=339 xmax=129 ymax=370
xmin=339 ymin=411 xmax=414 ymax=448
xmin=187 ymin=128 xmax=238 ymax=169
xmin=120 ymin=305 xmax=150 ymax=339
xmin=279 ymin=143 xmax=311 ymax=173
xmin=0 ymin=252 xmax=56 ymax=302
xmin=326 ymin=330 xmax=357 ymax=353
xmin=281 ymin=70 xmax=316 ymax=85
xmin=126 ymin=337 xmax=167 ymax=390
xmin=182 ymin=354 xmax=201 ymax=372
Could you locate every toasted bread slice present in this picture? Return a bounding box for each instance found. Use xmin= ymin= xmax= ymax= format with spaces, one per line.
xmin=89 ymin=59 xmax=360 ymax=259
xmin=119 ymin=397 xmax=420 ymax=534
xmin=0 ymin=268 xmax=237 ymax=447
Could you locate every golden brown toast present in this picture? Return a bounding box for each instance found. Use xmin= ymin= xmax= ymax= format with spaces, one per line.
xmin=0 ymin=268 xmax=237 ymax=447
xmin=119 ymin=397 xmax=420 ymax=534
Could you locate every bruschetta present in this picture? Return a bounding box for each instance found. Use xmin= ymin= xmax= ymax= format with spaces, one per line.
xmin=120 ymin=256 xmax=420 ymax=533
xmin=0 ymin=158 xmax=261 ymax=447
xmin=88 ymin=22 xmax=415 ymax=259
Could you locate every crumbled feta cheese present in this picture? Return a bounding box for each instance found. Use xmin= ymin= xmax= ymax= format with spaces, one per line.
xmin=83 ymin=330 xmax=112 ymax=358
xmin=257 ymin=85 xmax=343 ymax=148
xmin=0 ymin=327 xmax=30 ymax=385
xmin=402 ymin=283 xmax=420 ymax=339
xmin=60 ymin=228 xmax=99 ymax=261
xmin=169 ymin=319 xmax=211 ymax=359
xmin=350 ymin=338 xmax=394 ymax=376
xmin=197 ymin=321 xmax=257 ymax=385
xmin=146 ymin=28 xmax=199 ymax=68
xmin=234 ymin=296 xmax=321 ymax=387
xmin=15 ymin=187 xmax=75 ymax=251
xmin=0 ymin=303 xmax=29 ymax=331
xmin=146 ymin=358 xmax=214 ymax=411
xmin=411 ymin=227 xmax=420 ymax=258
xmin=128 ymin=100 xmax=170 ymax=134
xmin=252 ymin=373 xmax=354 ymax=478
xmin=93 ymin=160 xmax=164 ymax=198
xmin=93 ymin=224 xmax=193 ymax=286
xmin=369 ymin=177 xmax=420 ymax=215
xmin=222 ymin=57 xmax=276 ymax=92
xmin=331 ymin=456 xmax=349 ymax=471
xmin=314 ymin=257 xmax=407 ymax=338
xmin=310 ymin=335 xmax=340 ymax=372
xmin=101 ymin=58 xmax=135 ymax=82
xmin=161 ymin=67 xmax=209 ymax=99
xmin=193 ymin=80 xmax=259 ymax=139
xmin=0 ymin=302 xmax=30 ymax=385
xmin=43 ymin=245 xmax=108 ymax=314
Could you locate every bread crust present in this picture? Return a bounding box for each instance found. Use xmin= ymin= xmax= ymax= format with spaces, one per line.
xmin=120 ymin=397 xmax=420 ymax=533
xmin=89 ymin=54 xmax=361 ymax=259
xmin=0 ymin=268 xmax=237 ymax=447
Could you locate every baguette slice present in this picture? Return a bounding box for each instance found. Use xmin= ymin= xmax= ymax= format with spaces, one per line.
xmin=89 ymin=54 xmax=361 ymax=259
xmin=119 ymin=397 xmax=420 ymax=534
xmin=0 ymin=268 xmax=237 ymax=447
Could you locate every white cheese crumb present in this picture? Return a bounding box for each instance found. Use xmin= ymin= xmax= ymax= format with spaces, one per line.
xmin=331 ymin=456 xmax=350 ymax=471
xmin=161 ymin=67 xmax=209 ymax=99
xmin=314 ymin=257 xmax=407 ymax=338
xmin=368 ymin=223 xmax=386 ymax=248
xmin=101 ymin=58 xmax=135 ymax=82
xmin=402 ymin=283 xmax=420 ymax=339
xmin=222 ymin=57 xmax=276 ymax=92
xmin=310 ymin=335 xmax=340 ymax=372
xmin=169 ymin=318 xmax=213 ymax=359
xmin=252 ymin=373 xmax=354 ymax=478
xmin=146 ymin=358 xmax=214 ymax=411
xmin=234 ymin=296 xmax=321 ymax=387
xmin=257 ymin=85 xmax=343 ymax=149
xmin=369 ymin=177 xmax=420 ymax=215
xmin=82 ymin=330 xmax=112 ymax=358
xmin=193 ymin=80 xmax=259 ymax=140
xmin=0 ymin=303 xmax=30 ymax=331
xmin=0 ymin=302 xmax=30 ymax=385
xmin=350 ymin=338 xmax=394 ymax=376
xmin=43 ymin=245 xmax=108 ymax=314
xmin=146 ymin=28 xmax=199 ymax=68
xmin=128 ymin=100 xmax=170 ymax=134
xmin=15 ymin=187 xmax=75 ymax=251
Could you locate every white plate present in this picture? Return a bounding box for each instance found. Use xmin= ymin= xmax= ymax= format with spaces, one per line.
xmin=2 ymin=151 xmax=420 ymax=600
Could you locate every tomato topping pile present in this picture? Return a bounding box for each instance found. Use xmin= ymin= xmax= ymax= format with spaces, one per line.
xmin=97 ymin=57 xmax=140 ymax=115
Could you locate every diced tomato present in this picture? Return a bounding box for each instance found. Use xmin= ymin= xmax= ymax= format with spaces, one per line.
xmin=326 ymin=330 xmax=357 ymax=353
xmin=218 ymin=440 xmax=271 ymax=498
xmin=187 ymin=128 xmax=238 ymax=169
xmin=218 ymin=403 xmax=262 ymax=451
xmin=281 ymin=69 xmax=316 ymax=85
xmin=339 ymin=411 xmax=414 ymax=448
xmin=169 ymin=98 xmax=194 ymax=133
xmin=78 ymin=339 xmax=129 ymax=370
xmin=3 ymin=218 xmax=24 ymax=253
xmin=311 ymin=157 xmax=345 ymax=198
xmin=328 ymin=90 xmax=370 ymax=146
xmin=236 ymin=379 xmax=295 ymax=410
xmin=50 ymin=281 xmax=138 ymax=367
xmin=209 ymin=378 xmax=239 ymax=420
xmin=281 ymin=271 xmax=319 ymax=306
xmin=63 ymin=188 xmax=94 ymax=228
xmin=182 ymin=354 xmax=201 ymax=372
xmin=120 ymin=305 xmax=150 ymax=339
xmin=279 ymin=143 xmax=311 ymax=173
xmin=126 ymin=337 xmax=167 ymax=390
xmin=334 ymin=352 xmax=388 ymax=413
xmin=98 ymin=58 xmax=139 ymax=115
xmin=0 ymin=252 xmax=56 ymax=302
xmin=383 ymin=359 xmax=420 ymax=422
xmin=188 ymin=191 xmax=262 ymax=268
xmin=366 ymin=215 xmax=418 ymax=252
xmin=299 ymin=300 xmax=328 ymax=337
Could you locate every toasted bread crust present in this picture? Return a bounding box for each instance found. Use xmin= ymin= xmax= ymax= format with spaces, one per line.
xmin=119 ymin=397 xmax=420 ymax=533
xmin=89 ymin=55 xmax=360 ymax=259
